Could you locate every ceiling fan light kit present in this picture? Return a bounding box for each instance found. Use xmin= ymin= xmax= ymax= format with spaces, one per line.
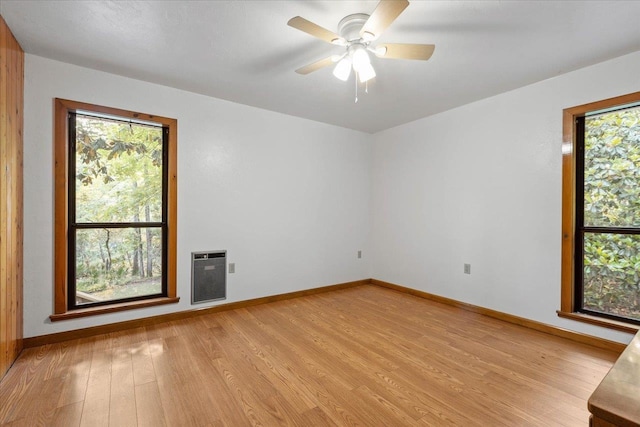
xmin=288 ymin=0 xmax=434 ymax=99
xmin=333 ymin=56 xmax=352 ymax=81
xmin=350 ymin=43 xmax=376 ymax=83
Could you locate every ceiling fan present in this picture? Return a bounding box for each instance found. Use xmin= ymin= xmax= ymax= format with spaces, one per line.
xmin=287 ymin=0 xmax=434 ymax=84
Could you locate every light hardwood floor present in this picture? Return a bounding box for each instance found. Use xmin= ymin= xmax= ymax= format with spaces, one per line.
xmin=0 ymin=285 xmax=618 ymax=426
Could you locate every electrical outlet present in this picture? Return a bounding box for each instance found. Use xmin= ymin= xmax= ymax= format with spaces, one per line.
xmin=228 ymin=263 xmax=235 ymax=274
xmin=464 ymin=263 xmax=471 ymax=274
xmin=357 ymin=250 xmax=362 ymax=259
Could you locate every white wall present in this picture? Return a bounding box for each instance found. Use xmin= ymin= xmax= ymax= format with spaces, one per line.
xmin=371 ymin=50 xmax=640 ymax=345
xmin=24 ymin=55 xmax=372 ymax=338
xmin=24 ymin=50 xmax=640 ymax=344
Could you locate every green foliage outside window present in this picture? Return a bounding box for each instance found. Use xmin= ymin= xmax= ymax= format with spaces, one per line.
xmin=74 ymin=115 xmax=163 ymax=304
xmin=583 ymin=106 xmax=640 ymax=320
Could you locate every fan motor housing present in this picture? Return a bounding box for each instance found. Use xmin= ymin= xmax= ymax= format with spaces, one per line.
xmin=337 ymin=13 xmax=370 ymax=42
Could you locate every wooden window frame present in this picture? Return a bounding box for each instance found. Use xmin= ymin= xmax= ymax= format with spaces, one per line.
xmin=52 ymin=99 xmax=179 ymax=321
xmin=559 ymin=91 xmax=640 ymax=334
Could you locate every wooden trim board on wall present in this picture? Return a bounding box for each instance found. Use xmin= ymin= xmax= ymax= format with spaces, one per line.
xmin=371 ymin=279 xmax=627 ymax=354
xmin=0 ymin=15 xmax=24 ymax=380
xmin=23 ymin=278 xmax=627 ymax=354
xmin=23 ymin=280 xmax=369 ymax=347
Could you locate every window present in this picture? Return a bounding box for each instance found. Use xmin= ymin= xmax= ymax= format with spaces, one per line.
xmin=52 ymin=99 xmax=178 ymax=320
xmin=560 ymin=91 xmax=640 ymax=332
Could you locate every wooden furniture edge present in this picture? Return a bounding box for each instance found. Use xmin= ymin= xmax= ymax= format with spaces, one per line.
xmin=24 ymin=279 xmax=369 ymax=347
xmin=371 ymin=279 xmax=628 ymax=354
xmin=588 ymin=330 xmax=640 ymax=426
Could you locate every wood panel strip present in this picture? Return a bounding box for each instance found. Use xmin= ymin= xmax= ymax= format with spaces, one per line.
xmin=0 ymin=14 xmax=9 ymax=379
xmin=8 ymin=16 xmax=17 ymax=368
xmin=0 ymin=14 xmax=24 ymax=380
xmin=15 ymin=21 xmax=23 ymax=359
xmin=135 ymin=381 xmax=167 ymax=427
xmin=371 ymin=279 xmax=628 ymax=354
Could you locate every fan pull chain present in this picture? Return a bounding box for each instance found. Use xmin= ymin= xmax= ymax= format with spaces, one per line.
xmin=365 ymin=80 xmax=368 ymax=94
xmin=354 ymin=71 xmax=358 ymax=103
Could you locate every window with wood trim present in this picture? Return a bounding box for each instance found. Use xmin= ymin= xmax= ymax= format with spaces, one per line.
xmin=561 ymin=91 xmax=640 ymax=331
xmin=53 ymin=99 xmax=178 ymax=320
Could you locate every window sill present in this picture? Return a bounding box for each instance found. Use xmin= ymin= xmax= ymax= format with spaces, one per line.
xmin=557 ymin=310 xmax=639 ymax=334
xmin=50 ymin=296 xmax=180 ymax=322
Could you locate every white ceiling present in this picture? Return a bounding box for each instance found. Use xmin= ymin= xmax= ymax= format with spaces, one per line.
xmin=2 ymin=0 xmax=640 ymax=133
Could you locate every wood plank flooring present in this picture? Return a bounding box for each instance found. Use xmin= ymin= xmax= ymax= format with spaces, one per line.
xmin=0 ymin=285 xmax=619 ymax=426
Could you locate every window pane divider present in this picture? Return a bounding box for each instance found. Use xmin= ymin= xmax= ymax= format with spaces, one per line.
xmin=73 ymin=222 xmax=165 ymax=228
xmin=582 ymin=227 xmax=640 ymax=235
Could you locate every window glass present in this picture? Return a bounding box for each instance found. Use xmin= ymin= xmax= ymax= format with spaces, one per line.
xmin=74 ymin=228 xmax=163 ymax=305
xmin=583 ymin=107 xmax=640 ymax=228
xmin=74 ymin=114 xmax=163 ymax=223
xmin=578 ymin=104 xmax=640 ymax=324
xmin=70 ymin=112 xmax=167 ymax=307
xmin=582 ymin=232 xmax=640 ymax=321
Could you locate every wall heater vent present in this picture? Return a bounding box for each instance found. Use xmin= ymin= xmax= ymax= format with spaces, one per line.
xmin=191 ymin=250 xmax=226 ymax=304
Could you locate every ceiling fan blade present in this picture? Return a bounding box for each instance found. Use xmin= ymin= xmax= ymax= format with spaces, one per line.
xmin=376 ymin=43 xmax=435 ymax=60
xmin=360 ymin=0 xmax=410 ymax=41
xmin=288 ymin=16 xmax=345 ymax=45
xmin=295 ymin=56 xmax=336 ymax=75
